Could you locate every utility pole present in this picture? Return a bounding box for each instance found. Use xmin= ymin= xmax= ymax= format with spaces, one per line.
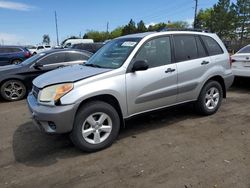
xmin=55 ymin=11 xmax=59 ymax=46
xmin=194 ymin=0 xmax=198 ymax=28
xmin=106 ymin=21 xmax=109 ymax=33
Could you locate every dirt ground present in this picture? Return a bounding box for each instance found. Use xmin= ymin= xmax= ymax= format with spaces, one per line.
xmin=0 ymin=78 xmax=250 ymax=188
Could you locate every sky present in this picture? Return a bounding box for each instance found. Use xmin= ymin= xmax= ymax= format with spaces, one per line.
xmin=0 ymin=0 xmax=232 ymax=45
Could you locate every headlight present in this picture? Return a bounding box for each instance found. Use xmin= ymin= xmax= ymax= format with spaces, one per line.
xmin=39 ymin=83 xmax=73 ymax=104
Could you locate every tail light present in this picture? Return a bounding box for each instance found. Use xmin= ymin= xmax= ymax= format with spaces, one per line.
xmin=229 ymin=56 xmax=233 ymax=68
xmin=24 ymin=51 xmax=31 ymax=58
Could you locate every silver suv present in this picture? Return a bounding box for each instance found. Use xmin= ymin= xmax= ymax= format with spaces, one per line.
xmin=27 ymin=31 xmax=234 ymax=152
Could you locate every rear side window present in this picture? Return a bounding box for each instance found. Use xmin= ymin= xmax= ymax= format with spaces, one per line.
xmin=38 ymin=53 xmax=66 ymax=65
xmin=135 ymin=36 xmax=172 ymax=68
xmin=65 ymin=52 xmax=88 ymax=62
xmin=173 ymin=35 xmax=198 ymax=62
xmin=201 ymin=36 xmax=223 ymax=56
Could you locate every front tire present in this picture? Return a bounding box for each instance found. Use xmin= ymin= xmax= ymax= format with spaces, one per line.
xmin=0 ymin=80 xmax=27 ymax=101
xmin=70 ymin=101 xmax=120 ymax=152
xmin=195 ymin=80 xmax=223 ymax=115
xmin=11 ymin=59 xmax=22 ymax=65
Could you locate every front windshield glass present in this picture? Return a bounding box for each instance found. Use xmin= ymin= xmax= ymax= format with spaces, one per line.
xmin=21 ymin=53 xmax=46 ymax=65
xmin=85 ymin=37 xmax=141 ymax=69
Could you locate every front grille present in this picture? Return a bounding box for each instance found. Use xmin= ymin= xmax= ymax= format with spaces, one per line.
xmin=32 ymin=85 xmax=40 ymax=99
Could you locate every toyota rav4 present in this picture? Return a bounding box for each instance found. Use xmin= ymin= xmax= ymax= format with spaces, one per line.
xmin=27 ymin=31 xmax=234 ymax=152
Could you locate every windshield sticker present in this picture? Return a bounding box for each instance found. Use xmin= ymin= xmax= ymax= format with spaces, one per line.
xmin=121 ymin=41 xmax=137 ymax=47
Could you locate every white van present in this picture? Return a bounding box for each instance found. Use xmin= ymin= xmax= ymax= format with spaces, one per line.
xmin=63 ymin=39 xmax=94 ymax=48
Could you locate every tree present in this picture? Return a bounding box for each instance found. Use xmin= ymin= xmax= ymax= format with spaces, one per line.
xmin=42 ymin=34 xmax=50 ymax=45
xmin=147 ymin=22 xmax=167 ymax=31
xmin=83 ymin=30 xmax=107 ymax=42
xmin=110 ymin=26 xmax=123 ymax=39
xmin=196 ymin=8 xmax=214 ymax=30
xmin=235 ymin=0 xmax=250 ymax=45
xmin=122 ymin=19 xmax=137 ymax=35
xmin=137 ymin=20 xmax=147 ymax=33
xmin=210 ymin=0 xmax=237 ymax=39
xmin=166 ymin=21 xmax=190 ymax=29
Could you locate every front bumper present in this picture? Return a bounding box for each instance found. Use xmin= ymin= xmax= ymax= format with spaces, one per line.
xmin=27 ymin=94 xmax=78 ymax=134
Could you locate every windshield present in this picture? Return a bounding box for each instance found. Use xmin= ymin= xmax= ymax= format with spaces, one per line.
xmin=238 ymin=46 xmax=250 ymax=54
xmin=21 ymin=53 xmax=46 ymax=65
xmin=85 ymin=37 xmax=141 ymax=69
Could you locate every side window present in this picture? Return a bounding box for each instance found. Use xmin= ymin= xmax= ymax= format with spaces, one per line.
xmin=135 ymin=36 xmax=172 ymax=68
xmin=38 ymin=53 xmax=66 ymax=65
xmin=11 ymin=48 xmax=22 ymax=53
xmin=196 ymin=36 xmax=207 ymax=58
xmin=173 ymin=35 xmax=198 ymax=62
xmin=65 ymin=52 xmax=88 ymax=62
xmin=201 ymin=36 xmax=223 ymax=56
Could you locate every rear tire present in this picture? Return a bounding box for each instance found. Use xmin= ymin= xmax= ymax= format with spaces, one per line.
xmin=0 ymin=80 xmax=27 ymax=101
xmin=70 ymin=101 xmax=120 ymax=152
xmin=195 ymin=80 xmax=223 ymax=115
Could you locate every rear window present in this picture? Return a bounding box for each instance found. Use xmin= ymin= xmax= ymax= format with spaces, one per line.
xmin=65 ymin=52 xmax=89 ymax=62
xmin=238 ymin=46 xmax=250 ymax=54
xmin=201 ymin=36 xmax=224 ymax=56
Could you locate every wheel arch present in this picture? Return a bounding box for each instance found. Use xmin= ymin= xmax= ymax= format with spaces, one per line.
xmin=75 ymin=94 xmax=125 ymax=127
xmin=203 ymin=75 xmax=226 ymax=98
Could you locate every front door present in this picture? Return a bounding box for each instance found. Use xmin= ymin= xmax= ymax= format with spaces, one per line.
xmin=126 ymin=36 xmax=178 ymax=116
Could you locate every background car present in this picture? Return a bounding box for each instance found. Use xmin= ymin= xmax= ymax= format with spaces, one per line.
xmin=231 ymin=45 xmax=250 ymax=77
xmin=71 ymin=42 xmax=105 ymax=53
xmin=29 ymin=45 xmax=52 ymax=55
xmin=0 ymin=49 xmax=92 ymax=101
xmin=0 ymin=46 xmax=31 ymax=66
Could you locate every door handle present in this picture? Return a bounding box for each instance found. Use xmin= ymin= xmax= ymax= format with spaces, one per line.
xmin=165 ymin=68 xmax=176 ymax=73
xmin=201 ymin=61 xmax=210 ymax=65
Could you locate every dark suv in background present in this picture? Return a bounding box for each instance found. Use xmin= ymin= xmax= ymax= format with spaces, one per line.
xmin=71 ymin=43 xmax=104 ymax=53
xmin=0 ymin=46 xmax=31 ymax=66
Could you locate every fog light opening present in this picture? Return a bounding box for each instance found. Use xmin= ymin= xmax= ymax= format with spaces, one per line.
xmin=48 ymin=121 xmax=56 ymax=130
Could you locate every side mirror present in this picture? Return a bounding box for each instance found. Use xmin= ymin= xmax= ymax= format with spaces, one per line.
xmin=33 ymin=62 xmax=43 ymax=70
xmin=131 ymin=60 xmax=149 ymax=72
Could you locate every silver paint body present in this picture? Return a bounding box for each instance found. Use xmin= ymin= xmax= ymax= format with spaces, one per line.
xmin=27 ymin=31 xmax=234 ymax=133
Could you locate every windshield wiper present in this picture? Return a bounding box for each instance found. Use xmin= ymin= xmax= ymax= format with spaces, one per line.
xmin=84 ymin=64 xmax=103 ymax=68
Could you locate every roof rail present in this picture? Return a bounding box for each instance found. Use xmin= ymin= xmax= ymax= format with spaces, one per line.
xmin=159 ymin=28 xmax=210 ymax=33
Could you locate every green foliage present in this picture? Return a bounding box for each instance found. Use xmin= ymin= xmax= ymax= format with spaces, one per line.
xmin=42 ymin=34 xmax=50 ymax=45
xmin=122 ymin=19 xmax=137 ymax=35
xmin=236 ymin=0 xmax=250 ymax=43
xmin=137 ymin=20 xmax=147 ymax=33
xmin=110 ymin=27 xmax=123 ymax=39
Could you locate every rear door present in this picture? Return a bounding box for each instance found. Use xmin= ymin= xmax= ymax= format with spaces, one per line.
xmin=173 ymin=34 xmax=211 ymax=102
xmin=0 ymin=47 xmax=13 ymax=65
xmin=126 ymin=36 xmax=178 ymax=116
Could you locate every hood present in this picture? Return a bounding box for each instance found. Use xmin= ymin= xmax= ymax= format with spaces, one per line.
xmin=0 ymin=64 xmax=21 ymax=71
xmin=33 ymin=64 xmax=111 ymax=88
